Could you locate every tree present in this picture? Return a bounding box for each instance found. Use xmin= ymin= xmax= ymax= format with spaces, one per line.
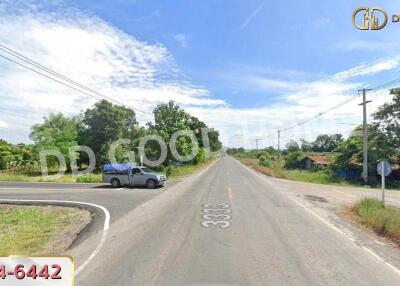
xmin=147 ymin=101 xmax=222 ymax=164
xmin=332 ymin=125 xmax=396 ymax=181
xmin=285 ymin=140 xmax=300 ymax=152
xmin=284 ymin=151 xmax=305 ymax=169
xmin=373 ymin=88 xmax=400 ymax=148
xmin=30 ymin=113 xmax=79 ymax=169
xmin=312 ymin=134 xmax=343 ymax=152
xmin=79 ymin=100 xmax=138 ymax=167
xmin=300 ymin=139 xmax=313 ymax=152
xmin=147 ymin=101 xmax=191 ymax=163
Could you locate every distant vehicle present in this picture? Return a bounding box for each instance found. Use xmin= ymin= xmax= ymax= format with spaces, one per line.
xmin=102 ymin=163 xmax=167 ymax=188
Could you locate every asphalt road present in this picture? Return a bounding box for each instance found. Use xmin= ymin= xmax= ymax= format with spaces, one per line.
xmin=62 ymin=156 xmax=400 ymax=286
xmin=0 ymin=180 xmax=178 ymax=245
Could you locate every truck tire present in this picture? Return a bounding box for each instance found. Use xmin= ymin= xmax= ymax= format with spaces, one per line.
xmin=146 ymin=179 xmax=156 ymax=189
xmin=111 ymin=178 xmax=120 ymax=188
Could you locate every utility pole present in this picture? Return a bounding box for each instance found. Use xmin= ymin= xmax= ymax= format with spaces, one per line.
xmin=358 ymin=89 xmax=372 ymax=184
xmin=277 ymin=130 xmax=281 ymax=151
xmin=255 ymin=138 xmax=262 ymax=150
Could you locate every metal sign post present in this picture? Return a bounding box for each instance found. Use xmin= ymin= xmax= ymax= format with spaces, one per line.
xmin=381 ymin=162 xmax=385 ymax=205
xmin=377 ymin=160 xmax=392 ymax=206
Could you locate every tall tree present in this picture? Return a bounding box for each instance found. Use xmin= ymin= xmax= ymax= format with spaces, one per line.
xmin=147 ymin=101 xmax=222 ymax=163
xmin=312 ymin=134 xmax=343 ymax=152
xmin=30 ymin=113 xmax=79 ymax=169
xmin=332 ymin=125 xmax=395 ymax=180
xmin=285 ymin=140 xmax=300 ymax=152
xmin=79 ymin=100 xmax=138 ymax=167
xmin=300 ymin=139 xmax=313 ymax=152
xmin=373 ymin=88 xmax=400 ymax=148
xmin=147 ymin=101 xmax=192 ymax=163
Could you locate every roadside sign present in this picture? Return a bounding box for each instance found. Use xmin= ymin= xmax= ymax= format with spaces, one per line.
xmin=377 ymin=161 xmax=392 ymax=176
xmin=377 ymin=160 xmax=392 ymax=206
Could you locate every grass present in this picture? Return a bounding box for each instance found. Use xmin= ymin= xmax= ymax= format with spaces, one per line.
xmin=239 ymin=158 xmax=350 ymax=186
xmin=167 ymin=158 xmax=217 ymax=179
xmin=0 ymin=205 xmax=90 ymax=256
xmin=351 ymin=198 xmax=400 ymax=245
xmin=0 ymin=159 xmax=216 ymax=183
xmin=0 ymin=171 xmax=102 ymax=183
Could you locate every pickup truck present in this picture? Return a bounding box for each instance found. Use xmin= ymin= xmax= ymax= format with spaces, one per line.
xmin=102 ymin=163 xmax=167 ymax=188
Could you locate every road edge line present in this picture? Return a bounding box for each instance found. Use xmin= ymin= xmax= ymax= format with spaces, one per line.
xmin=236 ymin=159 xmax=400 ymax=277
xmin=195 ymin=158 xmax=220 ymax=177
xmin=0 ymin=199 xmax=110 ymax=276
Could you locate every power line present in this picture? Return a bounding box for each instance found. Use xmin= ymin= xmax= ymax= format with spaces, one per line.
xmin=277 ymin=75 xmax=400 ymax=134
xmin=278 ymin=95 xmax=360 ymax=132
xmin=0 ymin=43 xmax=153 ymax=118
xmin=371 ymin=76 xmax=400 ymax=91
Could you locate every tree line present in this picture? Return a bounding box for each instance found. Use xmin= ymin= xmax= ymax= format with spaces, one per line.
xmin=228 ymin=88 xmax=400 ymax=184
xmin=0 ymin=100 xmax=222 ymax=173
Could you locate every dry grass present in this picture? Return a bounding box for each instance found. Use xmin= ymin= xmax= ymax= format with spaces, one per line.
xmin=347 ymin=198 xmax=400 ymax=246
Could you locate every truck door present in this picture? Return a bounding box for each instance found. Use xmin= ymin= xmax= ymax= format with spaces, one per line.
xmin=130 ymin=168 xmax=146 ymax=186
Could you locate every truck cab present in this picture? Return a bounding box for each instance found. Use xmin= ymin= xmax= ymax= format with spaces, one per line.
xmin=102 ymin=163 xmax=167 ymax=189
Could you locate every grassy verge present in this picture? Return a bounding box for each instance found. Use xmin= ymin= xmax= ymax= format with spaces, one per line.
xmin=0 ymin=172 xmax=102 ymax=183
xmin=0 ymin=205 xmax=91 ymax=256
xmin=350 ymin=198 xmax=400 ymax=245
xmin=167 ymin=158 xmax=218 ymax=179
xmin=0 ymin=158 xmax=217 ymax=183
xmin=239 ymin=158 xmax=350 ymax=186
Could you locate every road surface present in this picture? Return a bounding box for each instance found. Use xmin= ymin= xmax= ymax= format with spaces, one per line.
xmin=0 ymin=180 xmax=178 ymax=245
xmin=65 ymin=156 xmax=399 ymax=285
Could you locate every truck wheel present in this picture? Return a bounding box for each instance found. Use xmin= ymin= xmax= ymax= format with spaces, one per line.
xmin=146 ymin=179 xmax=156 ymax=189
xmin=111 ymin=178 xmax=120 ymax=188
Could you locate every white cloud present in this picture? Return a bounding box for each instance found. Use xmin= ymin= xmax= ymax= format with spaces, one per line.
xmin=173 ymin=34 xmax=188 ymax=48
xmin=241 ymin=0 xmax=266 ymax=29
xmin=0 ymin=120 xmax=8 ymax=129
xmin=0 ymin=1 xmax=225 ymax=142
xmin=0 ymin=1 xmax=398 ymax=148
xmin=332 ymin=58 xmax=400 ymax=81
xmin=185 ymin=58 xmax=400 ymax=148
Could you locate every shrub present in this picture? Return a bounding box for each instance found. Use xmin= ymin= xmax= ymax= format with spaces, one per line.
xmin=258 ymin=155 xmax=270 ymax=167
xmin=192 ymin=148 xmax=206 ymax=165
xmin=76 ymin=173 xmax=102 ymax=183
xmin=284 ymin=151 xmax=305 ymax=169
xmin=353 ymin=198 xmax=400 ymax=243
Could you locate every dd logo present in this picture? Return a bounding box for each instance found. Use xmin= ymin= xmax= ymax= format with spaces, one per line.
xmin=353 ymin=6 xmax=400 ymax=30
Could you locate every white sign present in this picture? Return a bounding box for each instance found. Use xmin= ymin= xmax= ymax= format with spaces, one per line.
xmin=377 ymin=161 xmax=392 ymax=176
xmin=0 ymin=256 xmax=73 ymax=286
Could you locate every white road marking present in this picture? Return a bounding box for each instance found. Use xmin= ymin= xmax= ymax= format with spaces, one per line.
xmin=0 ymin=199 xmax=110 ymax=276
xmin=237 ymin=160 xmax=400 ymax=277
xmin=75 ymin=229 xmax=109 ymax=276
xmin=195 ymin=159 xmax=219 ymax=177
xmin=0 ymin=187 xmax=107 ymax=193
xmin=228 ymin=187 xmax=233 ymax=204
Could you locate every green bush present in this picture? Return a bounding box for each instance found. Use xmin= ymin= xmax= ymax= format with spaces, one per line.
xmin=192 ymin=148 xmax=206 ymax=165
xmin=258 ymin=155 xmax=270 ymax=167
xmin=284 ymin=151 xmax=305 ymax=169
xmin=353 ymin=198 xmax=400 ymax=241
xmin=76 ymin=173 xmax=102 ymax=183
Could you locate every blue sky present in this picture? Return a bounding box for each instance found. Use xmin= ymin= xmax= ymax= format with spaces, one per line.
xmin=1 ymin=0 xmax=400 ymax=147
xmin=72 ymin=0 xmax=399 ymax=107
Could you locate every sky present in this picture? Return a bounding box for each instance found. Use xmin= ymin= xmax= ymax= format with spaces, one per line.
xmin=1 ymin=0 xmax=400 ymax=148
